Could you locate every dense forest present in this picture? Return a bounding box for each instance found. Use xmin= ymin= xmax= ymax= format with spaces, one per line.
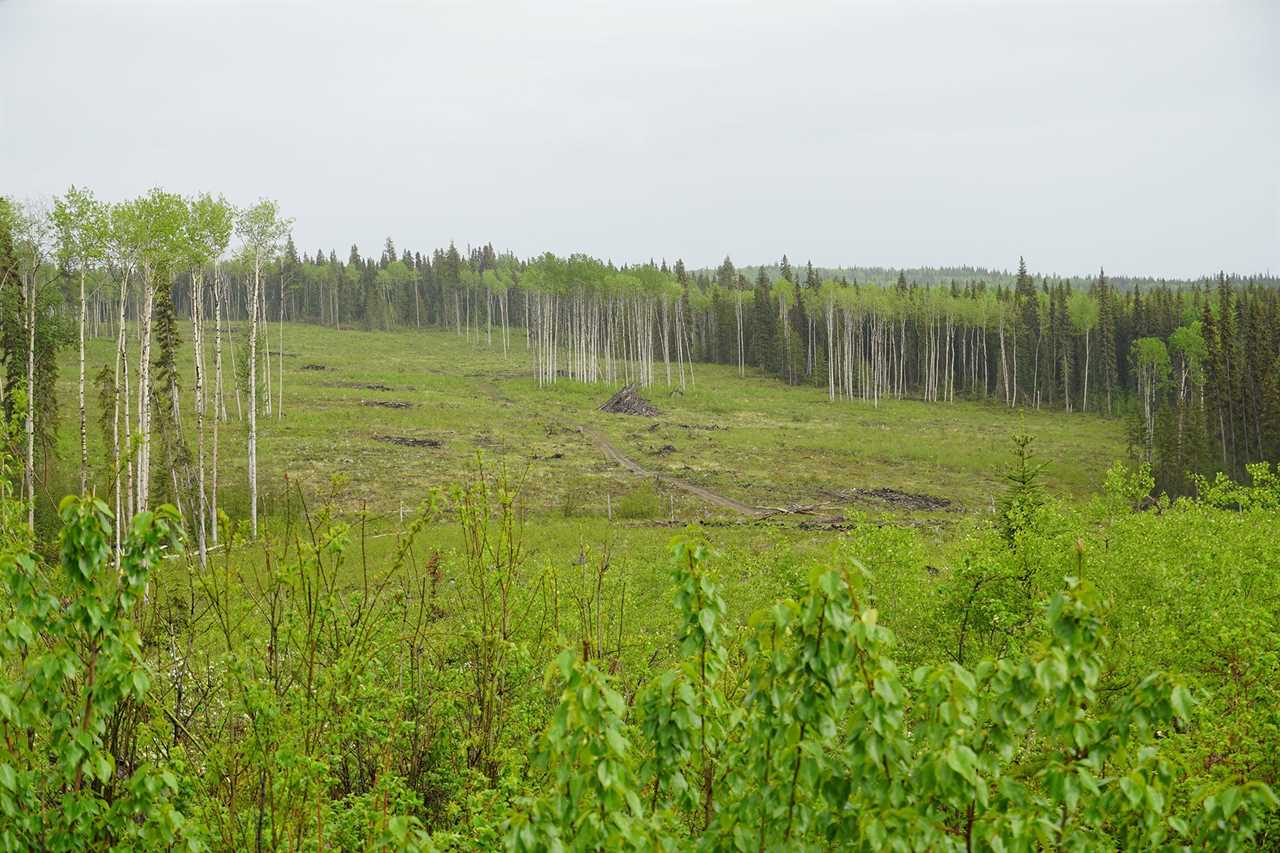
xmin=1 ymin=188 xmax=1278 ymax=850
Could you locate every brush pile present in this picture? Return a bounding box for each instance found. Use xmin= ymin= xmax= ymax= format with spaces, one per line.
xmin=600 ymin=385 xmax=660 ymax=417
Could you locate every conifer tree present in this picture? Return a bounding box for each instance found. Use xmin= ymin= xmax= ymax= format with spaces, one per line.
xmin=150 ymin=277 xmax=187 ymax=512
xmin=1097 ymin=270 xmax=1118 ymax=415
xmin=749 ymin=269 xmax=779 ymax=375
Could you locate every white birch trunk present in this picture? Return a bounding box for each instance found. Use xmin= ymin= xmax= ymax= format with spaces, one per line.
xmin=78 ymin=267 xmax=88 ymax=494
xmin=248 ymin=254 xmax=260 ymax=536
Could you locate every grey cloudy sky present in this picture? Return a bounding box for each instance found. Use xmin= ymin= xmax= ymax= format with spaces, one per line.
xmin=2 ymin=0 xmax=1276 ymax=277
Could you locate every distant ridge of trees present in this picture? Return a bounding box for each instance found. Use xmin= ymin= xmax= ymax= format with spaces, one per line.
xmin=718 ymin=264 xmax=1279 ymax=294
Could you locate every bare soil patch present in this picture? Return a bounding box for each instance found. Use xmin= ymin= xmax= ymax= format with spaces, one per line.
xmin=362 ymin=400 xmax=413 ymax=410
xmin=828 ymin=487 xmax=953 ymax=511
xmin=374 ymin=434 xmax=442 ymax=449
xmin=582 ymin=427 xmax=766 ymax=517
xmin=327 ymin=382 xmax=394 ymax=391
xmin=645 ymin=422 xmax=725 ymax=432
xmin=581 ymin=426 xmax=953 ymax=523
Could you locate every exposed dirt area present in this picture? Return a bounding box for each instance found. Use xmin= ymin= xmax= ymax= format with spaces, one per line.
xmin=795 ymin=516 xmax=954 ymax=532
xmin=329 ymin=382 xmax=394 ymax=391
xmin=826 ymin=487 xmax=953 ymax=511
xmin=301 ymin=363 xmax=328 ymax=371
xmin=362 ymin=400 xmax=413 ymax=410
xmin=582 ymin=427 xmax=768 ymax=517
xmin=581 ymin=423 xmax=955 ymax=523
xmin=650 ymin=422 xmax=726 ymax=432
xmin=374 ymin=434 xmax=442 ymax=448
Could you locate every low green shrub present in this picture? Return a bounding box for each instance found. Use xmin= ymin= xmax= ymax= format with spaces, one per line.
xmin=616 ymin=482 xmax=663 ymax=519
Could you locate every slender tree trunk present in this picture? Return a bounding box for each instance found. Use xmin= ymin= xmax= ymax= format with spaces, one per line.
xmin=262 ymin=283 xmax=272 ymax=418
xmin=1031 ymin=336 xmax=1040 ymax=410
xmin=278 ymin=273 xmax=285 ymax=420
xmin=1062 ymin=353 xmax=1071 ymax=413
xmin=78 ymin=267 xmax=88 ymax=494
xmin=1011 ymin=330 xmax=1018 ymax=407
xmin=1082 ymin=327 xmax=1090 ymax=413
xmin=998 ymin=318 xmax=1010 ymax=407
xmin=248 ymin=255 xmax=260 ymax=537
xmin=826 ymin=301 xmax=836 ymax=401
xmin=121 ymin=301 xmax=134 ymax=520
xmin=137 ymin=274 xmax=154 ymax=512
xmin=112 ymin=271 xmax=129 ymax=559
xmin=500 ymin=289 xmax=509 ymax=355
xmin=211 ymin=265 xmax=224 ymax=545
xmin=24 ymin=272 xmax=36 ymax=533
xmin=192 ymin=270 xmax=208 ymax=569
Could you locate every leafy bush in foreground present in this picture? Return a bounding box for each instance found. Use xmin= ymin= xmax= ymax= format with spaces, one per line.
xmin=0 ymin=498 xmax=190 ymax=850
xmin=1 ymin=464 xmax=1277 ymax=850
xmin=505 ymin=540 xmax=1277 ymax=851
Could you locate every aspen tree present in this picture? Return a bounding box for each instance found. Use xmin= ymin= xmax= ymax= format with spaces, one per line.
xmin=102 ymin=202 xmax=141 ymax=546
xmin=52 ymin=188 xmax=108 ymax=496
xmin=235 ymin=200 xmax=292 ymax=537
xmin=9 ymin=201 xmax=54 ymax=533
xmin=186 ymin=194 xmax=234 ymax=567
xmin=120 ymin=190 xmax=187 ymax=515
xmin=1069 ymin=286 xmax=1099 ymax=413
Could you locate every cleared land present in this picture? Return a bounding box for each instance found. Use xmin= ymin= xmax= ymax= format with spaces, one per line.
xmin=42 ymin=321 xmax=1130 ymax=670
xmin=57 ymin=323 xmax=1125 ymax=535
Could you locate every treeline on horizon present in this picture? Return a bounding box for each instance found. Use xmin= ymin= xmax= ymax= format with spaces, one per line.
xmin=2 ymin=189 xmax=1278 ymax=524
xmin=729 ymin=262 xmax=1279 ymax=293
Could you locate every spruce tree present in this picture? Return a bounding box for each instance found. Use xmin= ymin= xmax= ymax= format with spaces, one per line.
xmin=1215 ymin=274 xmax=1241 ymax=475
xmin=1262 ymin=355 xmax=1280 ymax=463
xmin=151 ymin=280 xmax=189 ymax=509
xmin=716 ymin=256 xmax=735 ymax=291
xmin=749 ymin=270 xmax=779 ymax=376
xmin=998 ymin=431 xmax=1047 ymax=548
xmin=804 ymin=261 xmax=819 ymax=290
xmin=1097 ymin=270 xmax=1118 ymax=415
xmin=1014 ymin=258 xmax=1039 ymax=404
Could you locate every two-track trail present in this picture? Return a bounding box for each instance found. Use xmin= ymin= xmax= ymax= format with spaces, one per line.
xmin=579 ymin=426 xmax=771 ymax=519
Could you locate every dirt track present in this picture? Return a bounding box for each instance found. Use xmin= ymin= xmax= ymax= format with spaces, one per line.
xmin=581 ymin=427 xmax=770 ymax=518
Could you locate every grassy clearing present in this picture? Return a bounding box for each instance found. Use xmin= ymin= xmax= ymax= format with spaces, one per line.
xmin=46 ymin=322 xmax=1126 ymax=628
xmin=57 ymin=323 xmax=1124 ymax=526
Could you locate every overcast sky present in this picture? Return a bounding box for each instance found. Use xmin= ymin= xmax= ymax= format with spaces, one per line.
xmin=1 ymin=0 xmax=1276 ymax=278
